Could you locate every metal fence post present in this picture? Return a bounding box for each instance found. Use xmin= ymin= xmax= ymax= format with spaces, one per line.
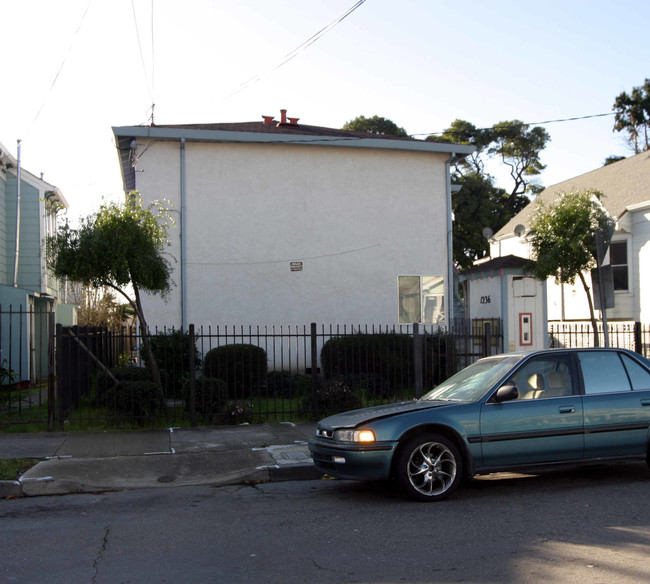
xmin=413 ymin=323 xmax=423 ymax=398
xmin=55 ymin=323 xmax=64 ymax=431
xmin=189 ymin=324 xmax=196 ymax=427
xmin=310 ymin=323 xmax=318 ymax=419
xmin=635 ymin=321 xmax=642 ymax=355
xmin=48 ymin=311 xmax=55 ymax=431
xmin=483 ymin=322 xmax=492 ymax=358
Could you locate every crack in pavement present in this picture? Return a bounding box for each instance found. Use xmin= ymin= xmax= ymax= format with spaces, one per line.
xmin=91 ymin=525 xmax=111 ymax=584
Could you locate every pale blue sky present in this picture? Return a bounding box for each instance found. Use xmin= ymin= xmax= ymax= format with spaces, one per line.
xmin=2 ymin=0 xmax=648 ymax=221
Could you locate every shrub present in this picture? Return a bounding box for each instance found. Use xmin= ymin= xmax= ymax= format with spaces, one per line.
xmin=202 ymin=344 xmax=267 ymax=399
xmin=221 ymin=400 xmax=254 ymax=425
xmin=105 ymin=380 xmax=164 ymax=419
xmin=320 ymin=331 xmax=457 ymax=395
xmin=140 ymin=329 xmax=201 ymax=399
xmin=301 ymin=377 xmax=362 ymax=418
xmin=321 ymin=333 xmax=413 ymax=387
xmin=265 ymin=370 xmax=311 ymax=398
xmin=183 ymin=376 xmax=226 ymax=415
xmin=422 ymin=331 xmax=457 ymax=388
xmin=95 ymin=366 xmax=151 ymax=404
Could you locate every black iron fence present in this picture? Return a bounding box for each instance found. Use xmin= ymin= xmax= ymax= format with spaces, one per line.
xmin=1 ymin=313 xmax=502 ymax=429
xmin=9 ymin=313 xmax=650 ymax=430
xmin=548 ymin=321 xmax=650 ymax=355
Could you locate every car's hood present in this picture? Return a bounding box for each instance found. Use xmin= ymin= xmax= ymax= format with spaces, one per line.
xmin=318 ymin=400 xmax=452 ymax=430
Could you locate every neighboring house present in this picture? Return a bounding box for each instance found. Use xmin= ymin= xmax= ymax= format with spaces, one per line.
xmin=0 ymin=141 xmax=70 ymax=383
xmin=112 ymin=111 xmax=474 ymax=329
xmin=489 ymin=151 xmax=650 ymax=325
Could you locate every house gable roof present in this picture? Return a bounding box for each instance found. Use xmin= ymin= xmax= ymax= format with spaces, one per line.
xmin=495 ymin=151 xmax=650 ymax=239
xmin=460 ymin=254 xmax=531 ymax=278
xmin=113 ymin=117 xmax=475 ymax=195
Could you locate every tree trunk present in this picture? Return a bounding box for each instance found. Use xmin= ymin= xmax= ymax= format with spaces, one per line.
xmin=578 ymin=272 xmax=600 ymax=347
xmin=132 ymin=285 xmax=166 ymax=408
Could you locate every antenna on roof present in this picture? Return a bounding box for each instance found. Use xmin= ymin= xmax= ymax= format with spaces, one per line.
xmin=514 ymin=224 xmax=526 ymax=237
xmin=149 ymin=103 xmax=156 ymax=126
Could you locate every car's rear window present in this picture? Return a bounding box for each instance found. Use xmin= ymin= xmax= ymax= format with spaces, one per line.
xmin=578 ymin=351 xmax=631 ymax=394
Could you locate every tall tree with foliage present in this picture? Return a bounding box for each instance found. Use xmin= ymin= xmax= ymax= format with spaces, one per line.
xmin=527 ymin=190 xmax=615 ymax=345
xmin=47 ymin=191 xmax=175 ymax=390
xmin=612 ymin=79 xmax=650 ymax=154
xmin=342 ymin=115 xmax=408 ymax=136
xmin=429 ymin=118 xmax=550 ymax=267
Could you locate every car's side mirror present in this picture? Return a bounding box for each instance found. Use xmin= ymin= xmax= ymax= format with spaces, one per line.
xmin=492 ymin=384 xmax=519 ymax=403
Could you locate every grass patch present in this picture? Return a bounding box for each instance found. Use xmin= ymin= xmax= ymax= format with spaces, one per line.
xmin=0 ymin=458 xmax=41 ymax=481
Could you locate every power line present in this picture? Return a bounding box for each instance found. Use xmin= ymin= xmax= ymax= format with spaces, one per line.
xmin=131 ymin=0 xmax=154 ymax=106
xmin=225 ymin=0 xmax=367 ymax=98
xmin=25 ymin=0 xmax=93 ymax=137
xmin=415 ymin=111 xmax=616 ymax=139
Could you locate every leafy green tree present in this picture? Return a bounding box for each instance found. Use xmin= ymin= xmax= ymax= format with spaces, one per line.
xmin=489 ymin=120 xmax=550 ymax=213
xmin=452 ymin=172 xmax=509 ymax=270
xmin=428 ymin=118 xmax=549 ymax=267
xmin=528 ymin=190 xmax=615 ymax=345
xmin=612 ymin=79 xmax=650 ymax=154
xmin=342 ymin=115 xmax=408 ymax=136
xmin=603 ymin=155 xmax=626 ymax=166
xmin=46 ymin=191 xmax=175 ymax=390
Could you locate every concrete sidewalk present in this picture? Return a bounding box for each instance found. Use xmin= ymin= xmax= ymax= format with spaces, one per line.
xmin=0 ymin=422 xmax=320 ymax=498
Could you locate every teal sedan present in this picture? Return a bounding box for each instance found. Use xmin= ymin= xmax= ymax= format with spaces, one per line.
xmin=308 ymin=348 xmax=650 ymax=501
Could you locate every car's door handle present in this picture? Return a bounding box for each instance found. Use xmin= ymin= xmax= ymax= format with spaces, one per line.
xmin=559 ymin=406 xmax=576 ymax=414
xmin=641 ymin=399 xmax=650 ymax=407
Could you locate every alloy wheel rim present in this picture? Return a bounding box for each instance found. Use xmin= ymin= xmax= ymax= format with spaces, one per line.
xmin=407 ymin=441 xmax=457 ymax=496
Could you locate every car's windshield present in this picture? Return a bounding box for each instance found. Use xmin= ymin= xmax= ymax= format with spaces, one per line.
xmin=421 ymin=355 xmax=523 ymax=402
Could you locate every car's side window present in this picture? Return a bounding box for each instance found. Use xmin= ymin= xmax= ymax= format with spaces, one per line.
xmin=510 ymin=355 xmax=573 ymax=399
xmin=621 ymin=354 xmax=650 ymax=390
xmin=577 ymin=351 xmax=631 ymax=394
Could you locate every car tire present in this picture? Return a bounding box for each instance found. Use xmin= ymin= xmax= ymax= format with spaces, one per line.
xmin=395 ymin=433 xmax=462 ymax=502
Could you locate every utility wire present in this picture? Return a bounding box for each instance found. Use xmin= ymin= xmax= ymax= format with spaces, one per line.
xmin=416 ymin=111 xmax=616 ymax=139
xmin=25 ymin=0 xmax=93 ymax=137
xmin=131 ymin=0 xmax=154 ymax=106
xmin=225 ymin=0 xmax=367 ymax=98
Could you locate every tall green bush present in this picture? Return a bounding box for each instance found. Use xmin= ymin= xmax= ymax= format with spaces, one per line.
xmin=182 ymin=376 xmax=226 ymax=416
xmin=140 ymin=329 xmax=201 ymax=398
xmin=202 ymin=344 xmax=267 ymax=399
xmin=320 ymin=331 xmax=456 ymax=396
xmin=105 ymin=380 xmax=164 ymax=420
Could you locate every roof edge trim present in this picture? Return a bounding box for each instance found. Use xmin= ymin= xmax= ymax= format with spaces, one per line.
xmin=112 ymin=125 xmax=476 ymax=155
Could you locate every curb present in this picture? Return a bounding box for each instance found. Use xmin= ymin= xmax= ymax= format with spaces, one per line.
xmin=0 ymin=479 xmax=23 ymax=498
xmin=1 ymin=447 xmax=319 ymax=498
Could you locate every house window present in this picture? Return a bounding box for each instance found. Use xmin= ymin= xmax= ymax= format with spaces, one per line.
xmin=398 ymin=276 xmax=445 ymax=324
xmin=609 ymin=241 xmax=629 ymax=292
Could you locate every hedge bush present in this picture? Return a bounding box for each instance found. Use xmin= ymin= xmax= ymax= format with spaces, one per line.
xmin=301 ymin=377 xmax=362 ymax=418
xmin=95 ymin=366 xmax=152 ymax=404
xmin=202 ymin=344 xmax=267 ymax=399
xmin=183 ymin=376 xmax=227 ymax=415
xmin=105 ymin=380 xmax=164 ymax=419
xmin=320 ymin=332 xmax=413 ymax=386
xmin=265 ymin=370 xmax=311 ymax=398
xmin=140 ymin=329 xmax=201 ymax=399
xmin=320 ymin=331 xmax=456 ymax=395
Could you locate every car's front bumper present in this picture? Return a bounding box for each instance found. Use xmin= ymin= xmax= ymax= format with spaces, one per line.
xmin=308 ymin=436 xmax=397 ymax=480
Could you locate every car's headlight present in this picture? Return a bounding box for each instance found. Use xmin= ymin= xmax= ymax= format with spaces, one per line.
xmin=333 ymin=429 xmax=376 ymax=443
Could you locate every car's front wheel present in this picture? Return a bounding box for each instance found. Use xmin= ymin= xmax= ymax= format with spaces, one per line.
xmin=395 ymin=433 xmax=462 ymax=502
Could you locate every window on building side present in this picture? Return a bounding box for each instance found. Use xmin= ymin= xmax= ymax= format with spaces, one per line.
xmin=609 ymin=241 xmax=629 ymax=292
xmin=398 ymin=276 xmax=445 ymax=324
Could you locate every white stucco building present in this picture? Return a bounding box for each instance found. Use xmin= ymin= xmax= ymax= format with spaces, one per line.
xmin=489 ymin=151 xmax=650 ymax=325
xmin=113 ymin=112 xmax=473 ymax=329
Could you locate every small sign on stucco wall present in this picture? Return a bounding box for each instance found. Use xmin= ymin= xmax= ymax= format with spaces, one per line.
xmin=290 ymin=261 xmax=303 ymax=272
